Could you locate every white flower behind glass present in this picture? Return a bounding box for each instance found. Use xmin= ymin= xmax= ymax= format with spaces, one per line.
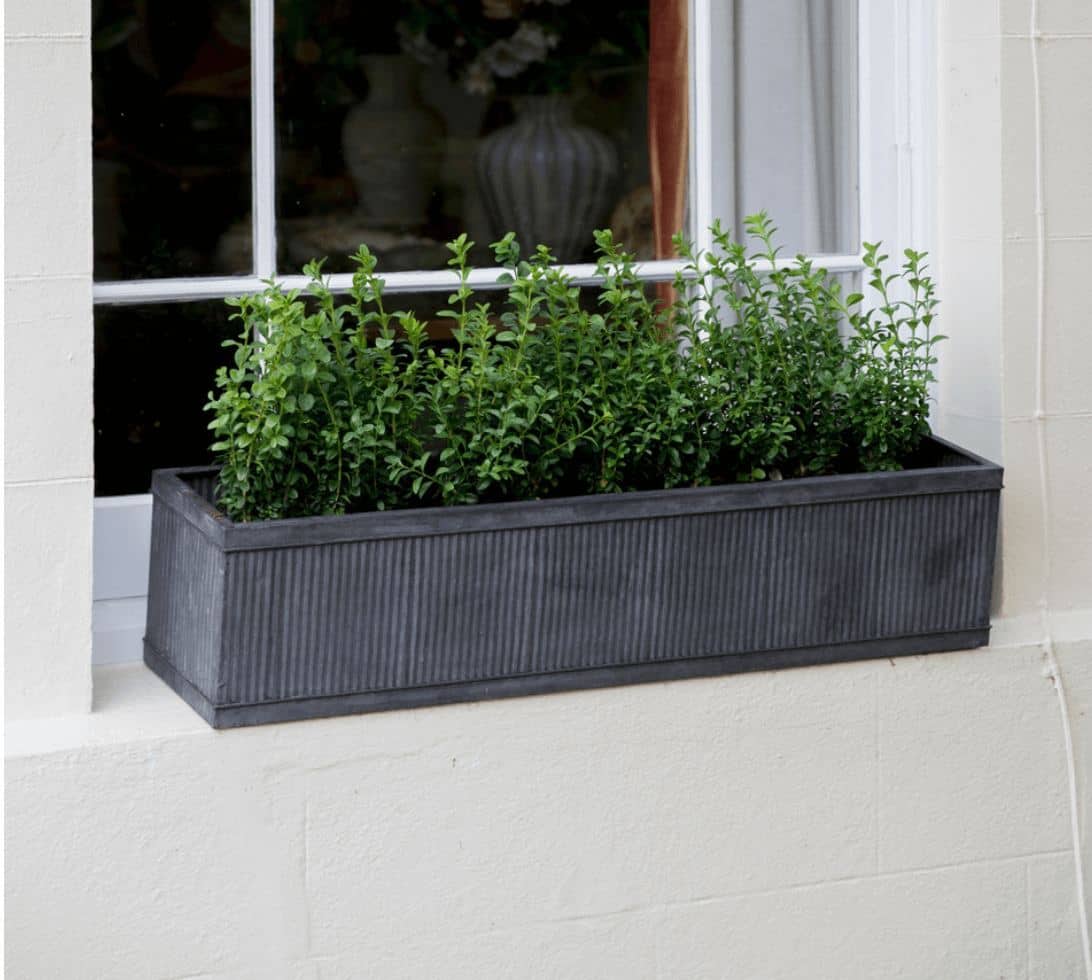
xmin=398 ymin=1 xmax=575 ymax=96
xmin=396 ymin=21 xmax=443 ymax=66
xmin=481 ymin=22 xmax=559 ymax=78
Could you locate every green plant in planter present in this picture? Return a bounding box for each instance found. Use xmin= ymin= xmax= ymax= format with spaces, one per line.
xmin=670 ymin=213 xmax=942 ymax=479
xmin=209 ymin=250 xmax=432 ymax=520
xmin=206 ymin=214 xmax=943 ymax=522
xmin=844 ymin=242 xmax=943 ymax=469
xmin=672 ymin=213 xmax=848 ymax=481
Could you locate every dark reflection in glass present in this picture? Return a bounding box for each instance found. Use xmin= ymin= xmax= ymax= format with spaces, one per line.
xmin=93 ymin=282 xmax=665 ymax=494
xmin=92 ymin=291 xmax=465 ymax=495
xmin=94 ymin=302 xmax=236 ymax=494
xmin=274 ymin=0 xmax=663 ymax=273
xmin=93 ymin=1 xmax=252 ymax=280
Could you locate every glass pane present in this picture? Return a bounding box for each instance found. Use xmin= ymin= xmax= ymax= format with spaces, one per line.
xmin=274 ymin=0 xmax=677 ymax=272
xmin=94 ymin=302 xmax=236 ymax=495
xmin=93 ymin=1 xmax=252 ymax=280
xmin=93 ymin=280 xmax=663 ymax=496
xmin=93 ymin=291 xmax=481 ymax=495
xmin=710 ymin=0 xmax=858 ymax=255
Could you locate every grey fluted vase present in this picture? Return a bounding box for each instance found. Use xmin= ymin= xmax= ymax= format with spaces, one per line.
xmin=476 ymin=94 xmax=619 ymax=260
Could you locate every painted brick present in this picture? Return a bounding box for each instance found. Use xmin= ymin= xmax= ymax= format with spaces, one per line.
xmin=1054 ymin=642 xmax=1092 ymax=833
xmin=1002 ymin=227 xmax=1092 ymax=417
xmin=1044 ymin=418 xmax=1092 ymax=611
xmin=4 ymin=280 xmax=92 ymax=483
xmin=877 ymin=646 xmax=1071 ymax=870
xmin=1027 ymin=852 xmax=1088 ymax=979
xmin=5 ymin=654 xmax=1084 ymax=979
xmin=1001 ymin=418 xmax=1092 ymax=617
xmin=938 ymin=37 xmax=1002 ymax=241
xmin=4 ymin=37 xmax=92 ymax=279
xmin=943 ymin=0 xmax=1002 ymax=40
xmin=1000 ymin=36 xmax=1038 ymax=242
xmin=304 ymin=663 xmax=877 ymax=956
xmin=654 ymin=861 xmax=1027 ymax=980
xmin=314 ymin=915 xmax=659 ymax=980
xmin=1003 ymin=0 xmax=1092 ymax=36
xmin=1000 ymin=238 xmax=1039 ymax=422
xmin=4 ymin=480 xmax=93 ymax=719
xmin=4 ymin=0 xmax=89 ymax=38
xmin=5 ymin=734 xmax=311 ymax=979
xmin=998 ymin=37 xmax=1092 ymax=243
xmin=999 ymin=419 xmax=1048 ymax=619
xmin=1002 ymin=35 xmax=1092 ymax=241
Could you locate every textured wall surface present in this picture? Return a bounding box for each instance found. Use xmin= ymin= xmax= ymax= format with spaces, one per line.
xmin=995 ymin=2 xmax=1092 ymax=621
xmin=935 ymin=0 xmax=1092 ymax=624
xmin=7 ymin=646 xmax=1091 ymax=979
xmin=4 ymin=0 xmax=1092 ymax=977
xmin=3 ymin=0 xmax=93 ymax=718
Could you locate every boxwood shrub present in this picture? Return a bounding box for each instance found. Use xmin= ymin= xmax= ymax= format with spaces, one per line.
xmin=206 ymin=213 xmax=942 ymax=522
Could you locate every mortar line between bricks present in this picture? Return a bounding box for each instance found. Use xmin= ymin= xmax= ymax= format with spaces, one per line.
xmin=5 ymin=34 xmax=87 ymax=42
xmin=303 ymin=799 xmax=313 ymax=958
xmin=793 ymin=849 xmax=1074 ymax=894
xmin=5 ymin=273 xmax=90 ymax=282
xmin=335 ymin=848 xmax=1081 ymax=945
xmin=502 ymin=849 xmax=1079 ymax=930
xmin=1001 ymin=32 xmax=1092 ymax=39
xmin=874 ymin=664 xmax=881 ymax=874
xmin=1025 ymin=860 xmax=1032 ymax=980
xmin=6 ymin=476 xmax=92 ymax=489
xmin=160 ymin=972 xmax=224 ymax=980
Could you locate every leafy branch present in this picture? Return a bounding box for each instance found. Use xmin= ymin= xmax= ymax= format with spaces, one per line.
xmin=206 ymin=215 xmax=943 ymax=521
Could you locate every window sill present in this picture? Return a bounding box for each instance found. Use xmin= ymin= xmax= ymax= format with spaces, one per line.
xmin=6 ymin=620 xmax=1091 ymax=767
xmin=5 ymin=663 xmax=208 ymax=760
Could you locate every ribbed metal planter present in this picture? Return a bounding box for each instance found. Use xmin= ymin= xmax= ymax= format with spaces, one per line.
xmin=145 ymin=436 xmax=1002 ymax=728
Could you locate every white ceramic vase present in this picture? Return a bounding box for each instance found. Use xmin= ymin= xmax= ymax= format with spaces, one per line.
xmin=341 ymin=54 xmax=444 ymax=230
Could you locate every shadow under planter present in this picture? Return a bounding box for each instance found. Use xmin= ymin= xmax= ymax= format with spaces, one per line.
xmin=144 ymin=436 xmax=1002 ymax=728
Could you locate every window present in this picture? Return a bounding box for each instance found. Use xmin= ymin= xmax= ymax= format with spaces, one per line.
xmin=91 ymin=0 xmax=934 ymax=663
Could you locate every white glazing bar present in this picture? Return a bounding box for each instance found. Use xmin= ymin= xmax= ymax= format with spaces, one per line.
xmin=93 ymin=253 xmax=866 ymax=305
xmin=908 ymin=0 xmax=936 ymax=257
xmin=894 ymin=0 xmax=912 ymax=252
xmin=691 ymin=0 xmax=714 ymax=252
xmin=251 ymin=0 xmax=277 ymax=277
xmin=95 ymin=277 xmax=274 ymax=305
xmin=856 ymin=0 xmax=873 ymax=247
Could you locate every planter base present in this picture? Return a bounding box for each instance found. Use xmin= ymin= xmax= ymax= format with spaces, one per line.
xmin=145 ymin=626 xmax=989 ymax=730
xmin=144 ymin=436 xmax=1001 ymax=730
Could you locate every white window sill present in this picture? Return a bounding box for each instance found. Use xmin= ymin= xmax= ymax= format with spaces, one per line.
xmin=5 ymin=664 xmax=210 ymax=760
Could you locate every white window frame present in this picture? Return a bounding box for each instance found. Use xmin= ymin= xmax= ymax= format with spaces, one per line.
xmin=91 ymin=0 xmax=935 ymax=663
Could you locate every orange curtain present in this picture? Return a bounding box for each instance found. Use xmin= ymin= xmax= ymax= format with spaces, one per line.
xmin=648 ymin=0 xmax=689 ymax=275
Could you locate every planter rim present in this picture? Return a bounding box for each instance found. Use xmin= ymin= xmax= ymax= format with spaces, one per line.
xmin=153 ymin=434 xmax=1003 ymax=553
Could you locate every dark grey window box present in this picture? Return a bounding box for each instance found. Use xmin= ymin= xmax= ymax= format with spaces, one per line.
xmin=144 ymin=436 xmax=1002 ymax=728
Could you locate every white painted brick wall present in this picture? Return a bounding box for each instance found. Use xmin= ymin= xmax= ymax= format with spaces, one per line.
xmin=4 ymin=0 xmax=1091 ymax=976
xmin=4 ymin=0 xmax=93 ymax=719
xmin=6 ymin=645 xmax=1090 ymax=979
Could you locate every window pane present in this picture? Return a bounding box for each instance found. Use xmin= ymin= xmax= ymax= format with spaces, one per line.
xmin=274 ymin=0 xmax=675 ymax=273
xmin=93 ymin=1 xmax=252 ymax=280
xmin=94 ymin=302 xmax=235 ymax=495
xmin=92 ymin=281 xmax=665 ymax=495
xmin=710 ymin=0 xmax=858 ymax=255
xmin=93 ymin=291 xmax=476 ymax=495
